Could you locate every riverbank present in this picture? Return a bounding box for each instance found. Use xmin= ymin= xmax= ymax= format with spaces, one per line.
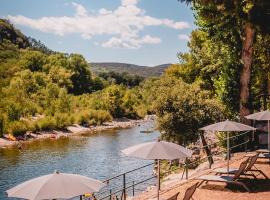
xmin=0 ymin=116 xmax=154 ymax=149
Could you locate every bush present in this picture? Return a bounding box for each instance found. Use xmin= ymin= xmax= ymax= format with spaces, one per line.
xmin=54 ymin=113 xmax=73 ymax=129
xmin=36 ymin=116 xmax=56 ymax=131
xmin=8 ymin=121 xmax=28 ymax=136
xmin=75 ymin=111 xmax=90 ymax=126
xmin=75 ymin=110 xmax=112 ymax=126
xmin=95 ymin=110 xmax=112 ymax=125
xmin=0 ymin=114 xmax=7 ymax=137
xmin=7 ymin=103 xmax=22 ymax=121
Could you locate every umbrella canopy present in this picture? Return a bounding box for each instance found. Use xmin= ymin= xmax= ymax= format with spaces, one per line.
xmin=6 ymin=171 xmax=105 ymax=200
xmin=199 ymin=120 xmax=256 ymax=132
xmin=245 ymin=110 xmax=270 ymax=121
xmin=122 ymin=141 xmax=192 ymax=200
xmin=121 ymin=141 xmax=193 ymax=160
xmin=245 ymin=110 xmax=270 ymax=150
xmin=199 ymin=120 xmax=256 ymax=174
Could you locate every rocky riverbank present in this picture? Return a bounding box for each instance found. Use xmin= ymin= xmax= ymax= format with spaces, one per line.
xmin=0 ymin=116 xmax=154 ymax=149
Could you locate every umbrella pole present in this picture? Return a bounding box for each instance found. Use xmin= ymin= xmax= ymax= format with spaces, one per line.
xmin=267 ymin=120 xmax=270 ymax=151
xmin=227 ymin=132 xmax=230 ymax=175
xmin=157 ymin=159 xmax=160 ymax=200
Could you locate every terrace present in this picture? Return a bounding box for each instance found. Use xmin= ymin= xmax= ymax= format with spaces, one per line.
xmin=134 ymin=152 xmax=270 ymax=200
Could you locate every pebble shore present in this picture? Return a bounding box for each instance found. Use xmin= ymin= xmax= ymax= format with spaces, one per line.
xmin=0 ymin=117 xmax=152 ymax=149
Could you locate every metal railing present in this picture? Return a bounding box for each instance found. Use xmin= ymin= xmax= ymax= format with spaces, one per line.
xmin=94 ymin=163 xmax=155 ymax=200
xmin=92 ymin=130 xmax=252 ymax=200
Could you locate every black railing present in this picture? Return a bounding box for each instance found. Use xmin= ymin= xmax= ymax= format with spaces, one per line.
xmin=94 ymin=163 xmax=155 ymax=200
xmin=93 ymin=130 xmax=252 ymax=200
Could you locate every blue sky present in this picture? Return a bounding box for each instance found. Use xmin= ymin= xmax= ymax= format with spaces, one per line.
xmin=1 ymin=0 xmax=195 ymax=66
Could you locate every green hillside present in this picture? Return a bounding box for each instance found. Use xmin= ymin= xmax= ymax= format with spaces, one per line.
xmin=91 ymin=62 xmax=171 ymax=77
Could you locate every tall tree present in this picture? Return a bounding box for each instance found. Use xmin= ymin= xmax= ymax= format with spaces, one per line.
xmin=180 ymin=0 xmax=270 ymax=120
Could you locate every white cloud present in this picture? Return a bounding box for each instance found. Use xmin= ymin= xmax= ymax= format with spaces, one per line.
xmin=71 ymin=2 xmax=88 ymax=17
xmin=7 ymin=1 xmax=190 ymax=49
xmin=121 ymin=0 xmax=139 ymax=6
xmin=178 ymin=34 xmax=190 ymax=41
xmin=102 ymin=35 xmax=161 ymax=49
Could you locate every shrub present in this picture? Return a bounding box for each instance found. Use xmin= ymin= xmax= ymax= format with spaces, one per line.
xmin=95 ymin=110 xmax=112 ymax=125
xmin=6 ymin=103 xmax=22 ymax=121
xmin=75 ymin=110 xmax=112 ymax=126
xmin=36 ymin=116 xmax=56 ymax=131
xmin=0 ymin=114 xmax=7 ymax=137
xmin=54 ymin=113 xmax=73 ymax=129
xmin=75 ymin=111 xmax=90 ymax=126
xmin=8 ymin=121 xmax=28 ymax=136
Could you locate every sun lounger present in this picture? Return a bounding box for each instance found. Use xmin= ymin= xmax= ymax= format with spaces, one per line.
xmin=245 ymin=152 xmax=270 ymax=164
xmin=166 ymin=192 xmax=179 ymax=200
xmin=256 ymin=149 xmax=270 ymax=154
xmin=258 ymin=153 xmax=270 ymax=158
xmin=165 ymin=182 xmax=198 ymax=200
xmin=214 ymin=154 xmax=268 ymax=179
xmin=197 ymin=160 xmax=250 ymax=192
xmin=183 ymin=182 xmax=198 ymax=200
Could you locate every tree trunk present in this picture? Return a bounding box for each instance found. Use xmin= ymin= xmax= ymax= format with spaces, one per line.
xmin=239 ymin=23 xmax=255 ymax=122
xmin=199 ymin=132 xmax=213 ymax=166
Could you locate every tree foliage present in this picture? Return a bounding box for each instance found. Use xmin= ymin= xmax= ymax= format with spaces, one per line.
xmin=151 ymin=76 xmax=226 ymax=144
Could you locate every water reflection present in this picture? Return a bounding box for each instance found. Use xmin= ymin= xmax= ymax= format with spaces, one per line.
xmin=0 ymin=122 xmax=159 ymax=199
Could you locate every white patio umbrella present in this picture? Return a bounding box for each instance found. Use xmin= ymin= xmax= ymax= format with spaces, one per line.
xmin=6 ymin=171 xmax=105 ymax=200
xmin=199 ymin=120 xmax=256 ymax=174
xmin=245 ymin=110 xmax=270 ymax=151
xmin=121 ymin=141 xmax=193 ymax=200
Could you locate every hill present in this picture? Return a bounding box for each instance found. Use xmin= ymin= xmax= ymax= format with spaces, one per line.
xmin=91 ymin=62 xmax=171 ymax=77
xmin=0 ymin=19 xmax=30 ymax=48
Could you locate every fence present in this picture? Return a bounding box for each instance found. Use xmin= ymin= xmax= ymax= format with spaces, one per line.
xmin=92 ymin=130 xmax=253 ymax=200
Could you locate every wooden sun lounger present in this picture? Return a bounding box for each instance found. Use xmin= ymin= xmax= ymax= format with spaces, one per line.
xmin=245 ymin=152 xmax=270 ymax=164
xmin=214 ymin=154 xmax=269 ymax=179
xmin=256 ymin=149 xmax=270 ymax=154
xmin=197 ymin=160 xmax=250 ymax=192
xmin=166 ymin=182 xmax=198 ymax=200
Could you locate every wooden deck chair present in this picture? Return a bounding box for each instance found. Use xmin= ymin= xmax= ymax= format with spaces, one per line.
xmin=220 ymin=154 xmax=269 ymax=179
xmin=197 ymin=160 xmax=250 ymax=192
xmin=245 ymin=153 xmax=269 ymax=179
xmin=165 ymin=182 xmax=198 ymax=200
xmin=166 ymin=192 xmax=179 ymax=200
xmin=183 ymin=182 xmax=198 ymax=200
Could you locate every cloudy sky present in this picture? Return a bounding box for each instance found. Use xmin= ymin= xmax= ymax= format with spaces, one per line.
xmin=1 ymin=0 xmax=195 ymax=66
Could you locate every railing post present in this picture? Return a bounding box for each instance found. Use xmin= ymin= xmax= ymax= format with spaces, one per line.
xmin=109 ymin=189 xmax=112 ymax=200
xmin=132 ymin=181 xmax=135 ymax=196
xmin=123 ymin=173 xmax=126 ymax=200
xmin=184 ymin=160 xmax=188 ymax=180
xmin=209 ymin=145 xmax=212 ymax=169
xmin=186 ymin=166 xmax=188 ymax=179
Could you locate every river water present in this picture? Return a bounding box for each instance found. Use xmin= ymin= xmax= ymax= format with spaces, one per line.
xmin=0 ymin=122 xmax=159 ymax=200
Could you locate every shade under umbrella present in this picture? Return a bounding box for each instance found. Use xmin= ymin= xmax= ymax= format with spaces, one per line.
xmin=122 ymin=141 xmax=192 ymax=200
xmin=6 ymin=171 xmax=105 ymax=200
xmin=199 ymin=120 xmax=256 ymax=174
xmin=245 ymin=110 xmax=270 ymax=151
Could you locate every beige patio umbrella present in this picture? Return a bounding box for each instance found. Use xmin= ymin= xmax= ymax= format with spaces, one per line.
xmin=6 ymin=171 xmax=105 ymax=200
xmin=245 ymin=110 xmax=270 ymax=151
xmin=199 ymin=120 xmax=256 ymax=173
xmin=121 ymin=140 xmax=193 ymax=200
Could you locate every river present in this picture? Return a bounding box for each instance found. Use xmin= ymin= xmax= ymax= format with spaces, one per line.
xmin=0 ymin=122 xmax=159 ymax=200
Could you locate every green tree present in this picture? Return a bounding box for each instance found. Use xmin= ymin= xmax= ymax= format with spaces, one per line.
xmin=68 ymin=54 xmax=93 ymax=95
xmin=180 ymin=0 xmax=270 ymax=120
xmin=153 ymin=76 xmax=226 ymax=145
